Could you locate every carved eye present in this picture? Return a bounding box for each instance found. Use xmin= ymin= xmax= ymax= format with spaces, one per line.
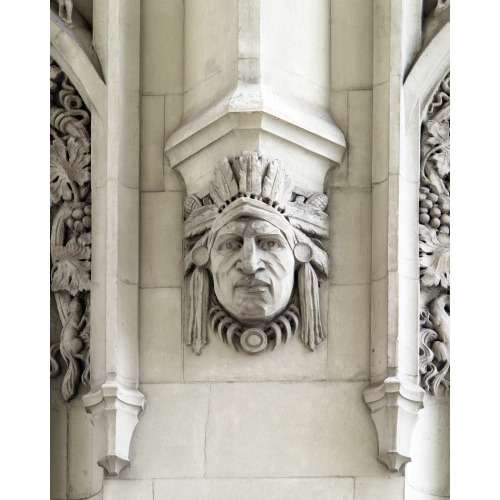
xmin=258 ymin=239 xmax=279 ymax=251
xmin=218 ymin=238 xmax=242 ymax=253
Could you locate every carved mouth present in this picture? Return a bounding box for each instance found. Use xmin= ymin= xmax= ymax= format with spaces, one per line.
xmin=243 ymin=285 xmax=269 ymax=293
xmin=235 ymin=279 xmax=271 ymax=294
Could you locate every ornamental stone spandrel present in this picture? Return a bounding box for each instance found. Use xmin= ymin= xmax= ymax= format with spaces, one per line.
xmin=183 ymin=152 xmax=329 ymax=355
xmin=50 ymin=59 xmax=92 ymax=402
xmin=419 ymin=73 xmax=450 ymax=396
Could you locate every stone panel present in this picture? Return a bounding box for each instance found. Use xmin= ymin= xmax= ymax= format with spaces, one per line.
xmin=141 ymin=95 xmax=165 ymax=192
xmin=119 ymin=384 xmax=210 ymax=479
xmin=327 ymin=284 xmax=371 ymax=381
xmin=164 ymin=94 xmax=185 ymax=192
xmin=329 ymin=188 xmax=372 ymax=285
xmin=354 ymin=476 xmax=405 ymax=500
xmin=67 ymin=406 xmax=102 ymax=498
xmin=103 ymin=479 xmax=153 ymax=500
xmin=50 ymin=393 xmax=67 ymax=499
xmin=154 ymin=478 xmax=354 ymax=500
xmin=348 ymin=90 xmax=373 ymax=188
xmin=140 ymin=288 xmax=183 ymax=383
xmin=331 ymin=0 xmax=373 ymax=90
xmin=183 ymin=331 xmax=329 ymax=382
xmin=142 ymin=0 xmax=184 ymax=94
xmin=140 ymin=191 xmax=184 ymax=288
xmin=206 ymin=382 xmax=387 ymax=477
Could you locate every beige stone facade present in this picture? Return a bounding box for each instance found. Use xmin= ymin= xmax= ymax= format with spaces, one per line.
xmin=50 ymin=1 xmax=450 ymax=499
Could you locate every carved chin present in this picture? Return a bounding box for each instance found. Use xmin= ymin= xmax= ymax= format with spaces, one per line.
xmin=222 ymin=288 xmax=289 ymax=325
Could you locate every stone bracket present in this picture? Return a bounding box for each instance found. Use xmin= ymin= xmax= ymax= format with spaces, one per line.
xmin=83 ymin=381 xmax=146 ymax=476
xmin=363 ymin=377 xmax=424 ymax=471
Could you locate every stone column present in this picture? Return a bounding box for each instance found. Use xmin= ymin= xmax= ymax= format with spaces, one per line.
xmin=363 ymin=0 xmax=425 ymax=471
xmin=82 ymin=0 xmax=145 ymax=476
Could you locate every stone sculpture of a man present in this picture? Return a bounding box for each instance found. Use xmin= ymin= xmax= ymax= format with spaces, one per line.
xmin=183 ymin=151 xmax=329 ymax=355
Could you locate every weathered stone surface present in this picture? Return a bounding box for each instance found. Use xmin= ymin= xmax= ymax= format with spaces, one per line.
xmin=329 ymin=188 xmax=372 ymax=285
xmin=142 ymin=0 xmax=183 ymax=94
xmin=141 ymin=95 xmax=165 ymax=192
xmin=405 ymin=395 xmax=450 ymax=498
xmin=354 ymin=476 xmax=405 ymax=500
xmin=331 ymin=0 xmax=374 ymax=90
xmin=206 ymin=382 xmax=387 ymax=477
xmin=119 ymin=384 xmax=210 ymax=479
xmin=103 ymin=479 xmax=153 ymax=500
xmin=327 ymin=284 xmax=371 ymax=381
xmin=183 ymin=331 xmax=329 ymax=382
xmin=348 ymin=90 xmax=373 ymax=188
xmin=154 ymin=477 xmax=354 ymax=500
xmin=68 ymin=406 xmax=103 ymax=498
xmin=140 ymin=191 xmax=184 ymax=288
xmin=139 ymin=288 xmax=183 ymax=383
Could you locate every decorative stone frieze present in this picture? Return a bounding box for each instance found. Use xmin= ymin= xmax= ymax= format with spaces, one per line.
xmin=184 ymin=152 xmax=328 ymax=355
xmin=419 ymin=73 xmax=450 ymax=397
xmin=50 ymin=59 xmax=92 ymax=402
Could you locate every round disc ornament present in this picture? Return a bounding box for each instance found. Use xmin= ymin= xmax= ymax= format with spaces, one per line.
xmin=192 ymin=246 xmax=210 ymax=266
xmin=240 ymin=328 xmax=268 ymax=354
xmin=293 ymin=242 xmax=313 ymax=263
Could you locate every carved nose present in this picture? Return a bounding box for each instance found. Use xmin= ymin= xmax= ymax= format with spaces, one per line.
xmin=239 ymin=239 xmax=265 ymax=275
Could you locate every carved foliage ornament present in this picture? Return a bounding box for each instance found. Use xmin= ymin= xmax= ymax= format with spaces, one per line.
xmin=50 ymin=59 xmax=92 ymax=401
xmin=184 ymin=152 xmax=329 ymax=355
xmin=419 ymin=73 xmax=450 ymax=396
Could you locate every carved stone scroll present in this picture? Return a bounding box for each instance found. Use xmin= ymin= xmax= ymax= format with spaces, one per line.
xmin=183 ymin=152 xmax=329 ymax=355
xmin=419 ymin=73 xmax=450 ymax=396
xmin=50 ymin=58 xmax=92 ymax=401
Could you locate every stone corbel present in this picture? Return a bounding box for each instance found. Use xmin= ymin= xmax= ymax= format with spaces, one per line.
xmin=83 ymin=382 xmax=145 ymax=475
xmin=363 ymin=377 xmax=424 ymax=471
xmin=165 ymin=0 xmax=346 ymax=196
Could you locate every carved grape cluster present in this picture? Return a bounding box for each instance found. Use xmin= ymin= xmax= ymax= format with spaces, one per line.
xmin=419 ymin=187 xmax=449 ymax=235
xmin=66 ymin=204 xmax=91 ymax=234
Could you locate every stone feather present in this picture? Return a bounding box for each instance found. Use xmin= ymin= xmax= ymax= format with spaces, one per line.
xmin=238 ymin=151 xmax=263 ymax=197
xmin=261 ymin=159 xmax=292 ymax=206
xmin=210 ymin=158 xmax=238 ymax=208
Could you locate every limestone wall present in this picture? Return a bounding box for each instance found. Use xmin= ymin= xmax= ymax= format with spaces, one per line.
xmin=50 ymin=1 xmax=450 ymax=499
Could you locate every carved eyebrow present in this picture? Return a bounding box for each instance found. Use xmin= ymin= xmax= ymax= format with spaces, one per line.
xmin=214 ymin=223 xmax=247 ymax=238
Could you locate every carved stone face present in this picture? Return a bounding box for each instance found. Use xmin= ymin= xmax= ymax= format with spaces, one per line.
xmin=209 ymin=218 xmax=295 ymax=325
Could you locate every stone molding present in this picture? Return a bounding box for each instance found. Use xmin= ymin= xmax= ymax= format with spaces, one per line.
xmin=165 ymin=88 xmax=346 ymax=177
xmin=364 ymin=0 xmax=430 ymax=472
xmin=50 ymin=1 xmax=105 ymax=114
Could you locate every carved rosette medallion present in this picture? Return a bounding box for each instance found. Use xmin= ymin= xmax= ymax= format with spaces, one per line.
xmin=50 ymin=59 xmax=92 ymax=401
xmin=419 ymin=73 xmax=450 ymax=396
xmin=184 ymin=152 xmax=329 ymax=355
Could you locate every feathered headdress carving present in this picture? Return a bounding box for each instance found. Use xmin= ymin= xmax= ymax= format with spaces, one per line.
xmin=184 ymin=151 xmax=329 ymax=355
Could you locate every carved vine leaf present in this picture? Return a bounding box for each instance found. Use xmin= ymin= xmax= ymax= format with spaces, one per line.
xmin=419 ymin=225 xmax=450 ymax=289
xmin=51 ymin=241 xmax=91 ymax=296
xmin=50 ymin=137 xmax=90 ymax=205
xmin=422 ymin=119 xmax=450 ymax=196
xmin=425 ymin=120 xmax=450 ymax=177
